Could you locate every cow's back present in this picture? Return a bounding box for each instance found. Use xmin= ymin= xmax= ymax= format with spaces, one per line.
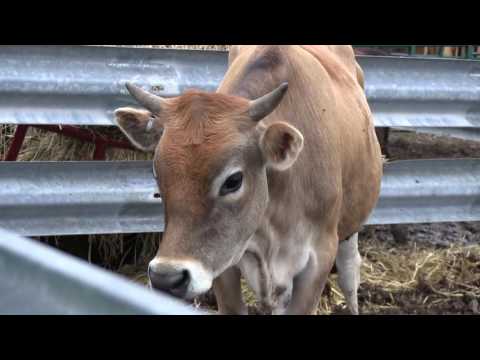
xmin=221 ymin=45 xmax=383 ymax=241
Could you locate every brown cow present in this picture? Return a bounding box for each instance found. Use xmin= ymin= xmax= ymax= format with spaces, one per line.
xmin=115 ymin=45 xmax=383 ymax=315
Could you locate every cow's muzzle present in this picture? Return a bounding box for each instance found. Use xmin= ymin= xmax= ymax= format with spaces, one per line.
xmin=148 ymin=257 xmax=213 ymax=299
xmin=148 ymin=264 xmax=191 ymax=298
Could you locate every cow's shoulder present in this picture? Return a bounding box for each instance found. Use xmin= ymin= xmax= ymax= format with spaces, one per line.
xmin=301 ymin=45 xmax=356 ymax=74
xmin=326 ymin=45 xmax=357 ymax=71
xmin=224 ymin=46 xmax=289 ymax=99
xmin=299 ymin=45 xmax=364 ymax=89
xmin=228 ymin=45 xmax=258 ymax=65
xmin=228 ymin=45 xmax=242 ymax=65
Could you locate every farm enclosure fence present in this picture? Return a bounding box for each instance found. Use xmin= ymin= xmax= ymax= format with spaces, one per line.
xmin=0 ymin=45 xmax=479 ymax=313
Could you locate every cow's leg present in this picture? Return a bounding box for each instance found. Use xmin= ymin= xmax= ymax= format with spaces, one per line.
xmin=212 ymin=266 xmax=247 ymax=315
xmin=335 ymin=232 xmax=362 ymax=315
xmin=284 ymin=234 xmax=338 ymax=315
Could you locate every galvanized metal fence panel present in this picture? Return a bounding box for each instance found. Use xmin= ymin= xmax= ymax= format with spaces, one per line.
xmin=354 ymin=45 xmax=480 ymax=59
xmin=362 ymin=55 xmax=480 ymax=130
xmin=369 ymin=159 xmax=480 ymax=225
xmin=0 ymin=161 xmax=164 ymax=236
xmin=0 ymin=227 xmax=205 ymax=314
xmin=1 ymin=46 xmax=480 ymax=141
xmin=1 ymin=159 xmax=479 ymax=237
xmin=2 ymin=46 xmax=479 ymax=314
xmin=1 ymin=46 xmax=479 ymax=237
xmin=0 ymin=46 xmax=226 ymax=126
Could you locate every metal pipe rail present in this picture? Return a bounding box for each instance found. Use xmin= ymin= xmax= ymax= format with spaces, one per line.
xmin=0 ymin=46 xmax=479 ymax=141
xmin=0 ymin=227 xmax=205 ymax=314
xmin=1 ymin=159 xmax=479 ymax=237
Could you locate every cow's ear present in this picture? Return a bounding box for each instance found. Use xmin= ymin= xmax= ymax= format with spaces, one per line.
xmin=115 ymin=107 xmax=165 ymax=152
xmin=259 ymin=122 xmax=304 ymax=171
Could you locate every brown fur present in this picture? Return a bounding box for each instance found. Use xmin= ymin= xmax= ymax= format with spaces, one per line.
xmin=165 ymin=90 xmax=251 ymax=145
xmin=213 ymin=46 xmax=382 ymax=314
xmin=116 ymin=45 xmax=383 ymax=315
xmin=221 ymin=45 xmax=382 ymax=241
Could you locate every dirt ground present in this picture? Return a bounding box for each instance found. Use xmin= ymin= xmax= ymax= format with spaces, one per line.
xmin=352 ymin=131 xmax=480 ymax=315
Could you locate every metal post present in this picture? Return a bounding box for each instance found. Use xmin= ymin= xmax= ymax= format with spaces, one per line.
xmin=4 ymin=125 xmax=29 ymax=161
xmin=93 ymin=140 xmax=107 ymax=160
xmin=466 ymin=46 xmax=474 ymax=60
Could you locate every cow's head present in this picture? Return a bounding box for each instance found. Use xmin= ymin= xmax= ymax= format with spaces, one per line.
xmin=115 ymin=82 xmax=303 ymax=300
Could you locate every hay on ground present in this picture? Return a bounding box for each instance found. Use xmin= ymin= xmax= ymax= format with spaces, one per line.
xmin=118 ymin=234 xmax=480 ymax=315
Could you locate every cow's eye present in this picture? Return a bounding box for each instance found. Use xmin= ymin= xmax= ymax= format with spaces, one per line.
xmin=220 ymin=172 xmax=243 ymax=196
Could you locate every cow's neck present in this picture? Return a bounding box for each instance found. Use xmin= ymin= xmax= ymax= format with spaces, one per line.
xmin=219 ymin=48 xmax=316 ymax=313
xmin=237 ymin=193 xmax=314 ymax=314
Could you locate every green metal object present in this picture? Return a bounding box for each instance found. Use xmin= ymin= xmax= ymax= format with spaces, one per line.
xmin=467 ymin=46 xmax=474 ymax=59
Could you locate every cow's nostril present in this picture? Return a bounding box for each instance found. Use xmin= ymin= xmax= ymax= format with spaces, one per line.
xmin=148 ymin=266 xmax=191 ymax=298
xmin=171 ymin=270 xmax=190 ymax=290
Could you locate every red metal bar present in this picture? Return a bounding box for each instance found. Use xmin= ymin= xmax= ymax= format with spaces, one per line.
xmin=31 ymin=125 xmax=134 ymax=151
xmin=93 ymin=140 xmax=107 ymax=160
xmin=3 ymin=124 xmax=136 ymax=162
xmin=4 ymin=125 xmax=29 ymax=161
